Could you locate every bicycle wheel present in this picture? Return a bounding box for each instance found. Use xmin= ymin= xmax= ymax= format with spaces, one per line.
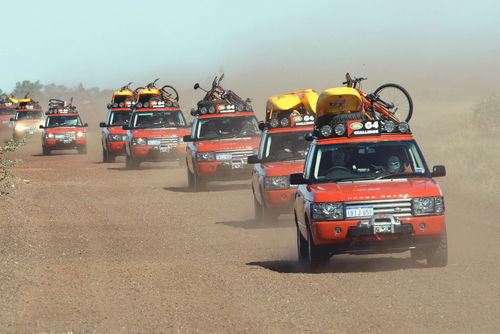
xmin=374 ymin=83 xmax=413 ymax=122
xmin=160 ymin=85 xmax=179 ymax=101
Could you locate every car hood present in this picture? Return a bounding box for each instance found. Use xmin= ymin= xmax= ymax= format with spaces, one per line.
xmin=130 ymin=128 xmax=190 ymax=138
xmin=45 ymin=127 xmax=86 ymax=133
xmin=261 ymin=160 xmax=304 ymax=177
xmin=309 ymin=178 xmax=442 ymax=202
xmin=195 ymin=137 xmax=260 ymax=152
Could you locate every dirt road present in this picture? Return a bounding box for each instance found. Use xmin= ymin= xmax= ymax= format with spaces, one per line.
xmin=0 ymin=126 xmax=498 ymax=333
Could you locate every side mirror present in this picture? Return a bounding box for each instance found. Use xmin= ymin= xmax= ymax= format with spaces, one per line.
xmin=247 ymin=155 xmax=260 ymax=164
xmin=99 ymin=122 xmax=106 ymax=127
xmin=122 ymin=125 xmax=130 ymax=130
xmin=10 ymin=118 xmax=14 ymax=121
xmin=107 ymin=103 xmax=112 ymax=109
xmin=304 ymin=132 xmax=314 ymax=141
xmin=432 ymin=165 xmax=446 ymax=177
xmin=183 ymin=135 xmax=193 ymax=142
xmin=45 ymin=112 xmax=49 ymax=115
xmin=290 ymin=173 xmax=307 ymax=185
xmin=190 ymin=108 xmax=197 ymax=116
xmin=39 ymin=125 xmax=44 ymax=129
xmin=194 ymin=83 xmax=200 ymax=90
xmin=83 ymin=123 xmax=88 ymax=127
xmin=258 ymin=122 xmax=267 ymax=131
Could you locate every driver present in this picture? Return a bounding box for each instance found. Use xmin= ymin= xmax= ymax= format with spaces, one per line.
xmin=332 ymin=149 xmax=345 ymax=168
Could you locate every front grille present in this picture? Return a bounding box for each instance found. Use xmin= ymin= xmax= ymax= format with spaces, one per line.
xmin=158 ymin=137 xmax=178 ymax=146
xmin=216 ymin=149 xmax=254 ymax=161
xmin=345 ymin=198 xmax=412 ymax=219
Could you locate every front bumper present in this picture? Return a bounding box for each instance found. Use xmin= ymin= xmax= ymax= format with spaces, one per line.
xmin=44 ymin=138 xmax=87 ymax=148
xmin=263 ymin=188 xmax=297 ymax=210
xmin=311 ymin=215 xmax=446 ymax=247
xmin=131 ymin=145 xmax=185 ymax=161
xmin=108 ymin=142 xmax=126 ymax=154
xmin=196 ymin=161 xmax=253 ymax=180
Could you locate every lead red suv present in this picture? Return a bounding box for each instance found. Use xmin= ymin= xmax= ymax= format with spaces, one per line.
xmin=292 ymin=90 xmax=447 ymax=271
xmin=184 ymin=75 xmax=260 ymax=191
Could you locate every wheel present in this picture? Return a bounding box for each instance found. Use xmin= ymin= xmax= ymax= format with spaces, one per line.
xmin=42 ymin=146 xmax=51 ymax=155
xmin=188 ymin=167 xmax=205 ymax=192
xmin=102 ymin=149 xmax=109 ymax=162
xmin=78 ymin=145 xmax=87 ymax=154
xmin=318 ymin=111 xmax=373 ymax=129
xmin=126 ymin=155 xmax=140 ymax=169
xmin=160 ymin=85 xmax=179 ymax=101
xmin=425 ymin=229 xmax=448 ymax=267
xmin=307 ymin=225 xmax=330 ymax=271
xmin=253 ymin=195 xmax=263 ymax=223
xmin=297 ymin=224 xmax=308 ymax=264
xmin=373 ymin=83 xmax=413 ymax=122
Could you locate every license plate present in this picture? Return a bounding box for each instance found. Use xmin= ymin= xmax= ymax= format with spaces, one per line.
xmin=160 ymin=145 xmax=171 ymax=153
xmin=62 ymin=139 xmax=72 ymax=144
xmin=29 ymin=130 xmax=34 ymax=134
xmin=1 ymin=120 xmax=8 ymax=123
xmin=346 ymin=206 xmax=374 ymax=218
xmin=148 ymin=139 xmax=161 ymax=146
xmin=216 ymin=153 xmax=232 ymax=161
xmin=55 ymin=134 xmax=65 ymax=139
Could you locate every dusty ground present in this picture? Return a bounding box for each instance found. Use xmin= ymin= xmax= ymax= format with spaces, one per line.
xmin=0 ymin=102 xmax=499 ymax=333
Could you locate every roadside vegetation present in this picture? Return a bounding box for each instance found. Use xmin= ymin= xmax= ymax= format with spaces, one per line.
xmin=0 ymin=138 xmax=24 ymax=196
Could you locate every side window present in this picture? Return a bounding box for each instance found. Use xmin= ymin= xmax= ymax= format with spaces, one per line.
xmin=258 ymin=132 xmax=267 ymax=159
xmin=303 ymin=142 xmax=316 ymax=180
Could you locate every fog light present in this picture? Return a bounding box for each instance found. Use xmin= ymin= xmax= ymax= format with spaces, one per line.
xmin=200 ymin=107 xmax=208 ymax=114
xmin=281 ymin=194 xmax=287 ymax=199
xmin=384 ymin=120 xmax=395 ymax=132
xmin=208 ymin=106 xmax=216 ymax=114
xmin=419 ymin=223 xmax=426 ymax=230
xmin=280 ymin=117 xmax=290 ymax=127
xmin=398 ymin=122 xmax=409 ymax=133
xmin=335 ymin=227 xmax=342 ymax=234
xmin=320 ymin=125 xmax=332 ymax=137
xmin=334 ymin=123 xmax=346 ymax=136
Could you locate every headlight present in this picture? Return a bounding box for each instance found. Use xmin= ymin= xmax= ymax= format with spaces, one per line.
xmin=109 ymin=134 xmax=124 ymax=141
xmin=200 ymin=107 xmax=208 ymax=115
xmin=46 ymin=133 xmax=55 ymax=139
xmin=177 ymin=136 xmax=184 ymax=144
xmin=311 ymin=202 xmax=344 ymax=221
xmin=264 ymin=176 xmax=289 ymax=190
xmin=76 ymin=132 xmax=85 ymax=138
xmin=132 ymin=137 xmax=147 ymax=146
xmin=15 ymin=124 xmax=25 ymax=131
xmin=412 ymin=196 xmax=444 ymax=216
xmin=196 ymin=151 xmax=215 ymax=161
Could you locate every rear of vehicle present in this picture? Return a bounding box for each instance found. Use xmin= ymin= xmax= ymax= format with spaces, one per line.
xmin=185 ymin=110 xmax=260 ymax=191
xmin=41 ymin=110 xmax=88 ymax=155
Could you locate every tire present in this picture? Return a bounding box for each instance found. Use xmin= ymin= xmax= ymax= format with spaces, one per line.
xmin=306 ymin=225 xmax=330 ymax=271
xmin=425 ymin=229 xmax=448 ymax=267
xmin=42 ymin=146 xmax=51 ymax=155
xmin=317 ymin=111 xmax=372 ymax=129
xmin=102 ymin=149 xmax=109 ymax=162
xmin=297 ymin=224 xmax=308 ymax=264
xmin=126 ymin=155 xmax=140 ymax=169
xmin=78 ymin=145 xmax=87 ymax=155
xmin=253 ymin=195 xmax=263 ymax=223
xmin=188 ymin=167 xmax=205 ymax=192
xmin=374 ymin=83 xmax=413 ymax=122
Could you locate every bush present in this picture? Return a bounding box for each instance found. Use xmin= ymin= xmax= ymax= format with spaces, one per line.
xmin=0 ymin=138 xmax=24 ymax=196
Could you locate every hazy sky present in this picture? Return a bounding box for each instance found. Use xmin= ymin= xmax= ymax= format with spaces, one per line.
xmin=1 ymin=0 xmax=499 ymax=94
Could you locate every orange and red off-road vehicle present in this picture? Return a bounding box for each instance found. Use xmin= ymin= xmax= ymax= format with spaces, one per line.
xmin=0 ymin=95 xmax=18 ymax=129
xmin=11 ymin=96 xmax=44 ymax=140
xmin=99 ymin=83 xmax=135 ymax=162
xmin=40 ymin=99 xmax=88 ymax=155
xmin=291 ymin=85 xmax=447 ymax=270
xmin=184 ymin=75 xmax=260 ymax=191
xmin=123 ymin=79 xmax=189 ymax=169
xmin=248 ymin=89 xmax=318 ymax=223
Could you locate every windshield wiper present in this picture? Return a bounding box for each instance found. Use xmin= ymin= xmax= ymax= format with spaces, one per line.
xmin=375 ymin=172 xmax=427 ymax=180
xmin=333 ymin=176 xmax=379 ymax=182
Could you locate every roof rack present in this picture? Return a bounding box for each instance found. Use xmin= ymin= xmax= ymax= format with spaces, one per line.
xmin=47 ymin=98 xmax=77 ymax=115
xmin=259 ymin=113 xmax=315 ymax=131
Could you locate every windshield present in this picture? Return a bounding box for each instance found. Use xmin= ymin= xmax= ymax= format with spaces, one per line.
xmin=131 ymin=110 xmax=186 ymax=128
xmin=16 ymin=110 xmax=44 ymax=120
xmin=46 ymin=115 xmax=83 ymax=127
xmin=196 ymin=115 xmax=260 ymax=140
xmin=263 ymin=131 xmax=311 ymax=162
xmin=310 ymin=140 xmax=429 ymax=183
xmin=109 ymin=110 xmax=131 ymax=126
